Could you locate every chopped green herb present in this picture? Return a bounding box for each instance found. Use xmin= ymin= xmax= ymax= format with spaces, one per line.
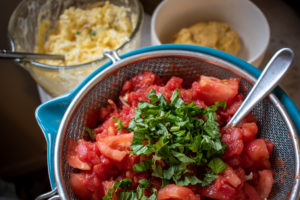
xmin=84 ymin=126 xmax=96 ymax=140
xmin=112 ymin=117 xmax=124 ymax=130
xmin=133 ymin=160 xmax=152 ymax=172
xmin=201 ymin=172 xmax=219 ymax=186
xmin=138 ymin=179 xmax=151 ymax=189
xmin=127 ymin=89 xmax=226 ymax=189
xmin=208 ymin=157 xmax=227 ymax=174
xmin=116 ymin=180 xmax=158 ymax=200
xmin=102 ymin=179 xmax=132 ymax=200
xmin=76 ymin=31 xmax=80 ymax=35
xmin=91 ymin=30 xmax=97 ymax=36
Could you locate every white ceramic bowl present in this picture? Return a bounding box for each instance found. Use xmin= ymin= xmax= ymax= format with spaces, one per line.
xmin=151 ymin=0 xmax=270 ymax=67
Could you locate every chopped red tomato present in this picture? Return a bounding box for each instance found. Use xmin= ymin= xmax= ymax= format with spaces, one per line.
xmin=76 ymin=139 xmax=101 ymax=165
xmin=122 ymin=72 xmax=160 ymax=93
xmin=200 ymin=176 xmax=236 ymax=200
xmin=256 ymin=170 xmax=274 ymax=199
xmin=69 ymin=173 xmax=92 ymax=199
xmin=241 ymin=122 xmax=258 ymax=141
xmin=222 ymin=128 xmax=244 ymax=158
xmin=197 ymin=75 xmax=240 ymax=105
xmin=245 ymin=139 xmax=269 ymax=161
xmin=66 ymin=139 xmax=91 ymax=170
xmin=219 ymin=94 xmax=244 ymax=119
xmin=96 ymin=133 xmax=133 ymax=162
xmin=157 ymin=184 xmax=200 ymax=200
xmin=222 ymin=166 xmax=242 ymax=188
xmin=243 ymin=183 xmax=262 ymax=200
xmin=165 ymin=76 xmax=183 ymax=90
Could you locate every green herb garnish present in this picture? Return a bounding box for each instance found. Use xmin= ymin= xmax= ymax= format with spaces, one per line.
xmin=91 ymin=30 xmax=97 ymax=36
xmin=102 ymin=179 xmax=132 ymax=200
xmin=112 ymin=117 xmax=124 ymax=130
xmin=84 ymin=126 xmax=96 ymax=140
xmin=128 ymin=89 xmax=227 ymax=188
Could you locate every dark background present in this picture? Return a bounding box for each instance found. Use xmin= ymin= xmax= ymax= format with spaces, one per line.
xmin=0 ymin=0 xmax=298 ymax=199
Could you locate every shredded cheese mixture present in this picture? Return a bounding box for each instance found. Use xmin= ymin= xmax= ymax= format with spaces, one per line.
xmin=35 ymin=2 xmax=135 ymax=66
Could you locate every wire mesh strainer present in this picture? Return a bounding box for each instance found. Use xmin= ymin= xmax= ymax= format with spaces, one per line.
xmin=35 ymin=45 xmax=300 ymax=200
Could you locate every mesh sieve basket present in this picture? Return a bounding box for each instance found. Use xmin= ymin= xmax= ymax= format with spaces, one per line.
xmin=35 ymin=45 xmax=300 ymax=200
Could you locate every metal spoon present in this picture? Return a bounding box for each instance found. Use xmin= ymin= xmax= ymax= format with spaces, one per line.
xmin=0 ymin=50 xmax=65 ymax=60
xmin=226 ymin=48 xmax=294 ymax=127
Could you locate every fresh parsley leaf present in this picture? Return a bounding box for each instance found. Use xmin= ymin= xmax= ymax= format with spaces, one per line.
xmin=84 ymin=126 xmax=96 ymax=140
xmin=201 ymin=172 xmax=218 ymax=186
xmin=112 ymin=117 xmax=124 ymax=130
xmin=133 ymin=160 xmax=152 ymax=172
xmin=148 ymin=188 xmax=158 ymax=200
xmin=176 ymin=176 xmax=202 ymax=186
xmin=147 ymin=89 xmax=159 ymax=104
xmin=138 ymin=179 xmax=151 ymax=189
xmin=118 ymin=191 xmax=137 ymax=200
xmin=208 ymin=157 xmax=227 ymax=174
xmin=215 ymin=101 xmax=227 ymax=110
xmin=172 ymin=151 xmax=195 ymax=164
xmin=102 ymin=179 xmax=132 ymax=200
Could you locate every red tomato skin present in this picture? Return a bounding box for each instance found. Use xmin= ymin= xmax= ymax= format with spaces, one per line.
xmin=76 ymin=139 xmax=101 ymax=165
xmin=121 ymin=72 xmax=160 ymax=93
xmin=69 ymin=173 xmax=92 ymax=199
xmin=241 ymin=122 xmax=258 ymax=141
xmin=197 ymin=75 xmax=240 ymax=105
xmin=222 ymin=166 xmax=242 ymax=188
xmin=220 ymin=94 xmax=244 ymax=119
xmin=256 ymin=170 xmax=274 ymax=199
xmin=85 ymin=172 xmax=102 ymax=192
xmin=165 ymin=76 xmax=183 ymax=90
xmin=243 ymin=183 xmax=262 ymax=200
xmin=157 ymin=184 xmax=200 ymax=200
xmin=191 ymin=81 xmax=202 ymax=100
xmin=240 ymin=152 xmax=254 ymax=169
xmin=264 ymin=139 xmax=274 ymax=155
xmin=245 ymin=139 xmax=269 ymax=162
xmin=66 ymin=139 xmax=91 ymax=170
xmin=200 ymin=176 xmax=236 ymax=200
xmin=222 ymin=128 xmax=244 ymax=158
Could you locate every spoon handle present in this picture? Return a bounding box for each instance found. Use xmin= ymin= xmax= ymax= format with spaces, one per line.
xmin=226 ymin=48 xmax=294 ymax=127
xmin=0 ymin=49 xmax=65 ymax=60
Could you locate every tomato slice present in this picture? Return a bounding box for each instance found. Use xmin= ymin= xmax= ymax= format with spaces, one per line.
xmin=198 ymin=75 xmax=240 ymax=105
xmin=96 ymin=133 xmax=133 ymax=162
xmin=157 ymin=184 xmax=200 ymax=200
xmin=66 ymin=138 xmax=91 ymax=170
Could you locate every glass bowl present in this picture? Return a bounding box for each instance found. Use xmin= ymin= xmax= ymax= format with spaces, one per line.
xmin=8 ymin=0 xmax=143 ymax=97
